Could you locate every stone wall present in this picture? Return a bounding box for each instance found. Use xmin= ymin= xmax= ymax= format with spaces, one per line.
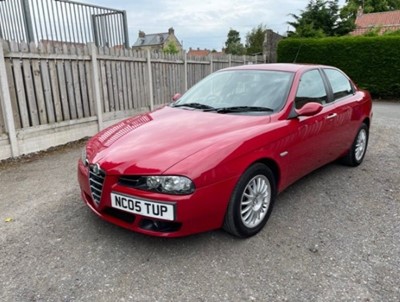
xmin=263 ymin=30 xmax=283 ymax=63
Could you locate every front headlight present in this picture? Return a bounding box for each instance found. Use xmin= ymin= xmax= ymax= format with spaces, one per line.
xmin=143 ymin=176 xmax=195 ymax=195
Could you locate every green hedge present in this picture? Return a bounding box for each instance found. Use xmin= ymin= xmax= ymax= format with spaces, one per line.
xmin=277 ymin=36 xmax=400 ymax=98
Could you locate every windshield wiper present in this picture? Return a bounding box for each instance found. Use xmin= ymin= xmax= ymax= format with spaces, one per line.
xmin=172 ymin=102 xmax=216 ymax=110
xmin=214 ymin=106 xmax=274 ymax=113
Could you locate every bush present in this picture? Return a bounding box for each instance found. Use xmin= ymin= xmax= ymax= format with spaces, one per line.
xmin=277 ymin=36 xmax=400 ymax=98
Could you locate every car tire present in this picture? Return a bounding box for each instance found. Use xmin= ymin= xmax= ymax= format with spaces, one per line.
xmin=223 ymin=163 xmax=276 ymax=238
xmin=341 ymin=123 xmax=369 ymax=167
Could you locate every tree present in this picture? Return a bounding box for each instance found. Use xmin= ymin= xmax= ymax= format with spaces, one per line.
xmin=341 ymin=0 xmax=400 ymax=20
xmin=245 ymin=24 xmax=267 ymax=55
xmin=288 ymin=0 xmax=354 ymax=37
xmin=224 ymin=29 xmax=245 ymax=55
xmin=163 ymin=41 xmax=179 ymax=54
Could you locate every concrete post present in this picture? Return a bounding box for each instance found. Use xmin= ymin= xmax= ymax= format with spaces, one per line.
xmin=209 ymin=54 xmax=213 ymax=74
xmin=184 ymin=51 xmax=188 ymax=91
xmin=146 ymin=49 xmax=154 ymax=111
xmin=89 ymin=43 xmax=103 ymax=131
xmin=0 ymin=40 xmax=19 ymax=157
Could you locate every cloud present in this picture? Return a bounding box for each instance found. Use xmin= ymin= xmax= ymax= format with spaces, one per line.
xmin=80 ymin=0 xmax=346 ymax=50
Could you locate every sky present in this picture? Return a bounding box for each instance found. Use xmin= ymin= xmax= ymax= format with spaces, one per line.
xmin=80 ymin=0 xmax=346 ymax=51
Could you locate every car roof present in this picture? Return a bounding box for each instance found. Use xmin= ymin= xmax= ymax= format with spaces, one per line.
xmin=221 ymin=63 xmax=330 ymax=73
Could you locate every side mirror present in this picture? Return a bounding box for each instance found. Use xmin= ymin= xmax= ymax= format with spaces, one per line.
xmin=296 ymin=102 xmax=323 ymax=117
xmin=172 ymin=93 xmax=182 ymax=102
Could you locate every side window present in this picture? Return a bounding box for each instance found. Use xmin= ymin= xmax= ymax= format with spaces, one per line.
xmin=324 ymin=68 xmax=353 ymax=101
xmin=295 ymin=70 xmax=327 ymax=109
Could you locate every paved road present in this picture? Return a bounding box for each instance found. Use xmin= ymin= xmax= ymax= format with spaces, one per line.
xmin=0 ymin=102 xmax=399 ymax=302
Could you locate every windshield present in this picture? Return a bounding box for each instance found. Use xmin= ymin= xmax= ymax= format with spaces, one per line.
xmin=174 ymin=70 xmax=294 ymax=113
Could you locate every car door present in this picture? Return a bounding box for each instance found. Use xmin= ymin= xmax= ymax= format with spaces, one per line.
xmin=283 ymin=69 xmax=339 ymax=185
xmin=322 ymin=68 xmax=361 ymax=157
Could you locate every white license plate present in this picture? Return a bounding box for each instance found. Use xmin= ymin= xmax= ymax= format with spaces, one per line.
xmin=111 ymin=192 xmax=175 ymax=221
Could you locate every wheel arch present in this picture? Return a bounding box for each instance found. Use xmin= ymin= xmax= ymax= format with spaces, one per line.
xmin=253 ymin=158 xmax=280 ymax=189
xmin=363 ymin=117 xmax=370 ymax=128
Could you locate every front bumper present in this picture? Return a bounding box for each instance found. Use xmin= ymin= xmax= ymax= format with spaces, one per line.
xmin=77 ymin=161 xmax=237 ymax=237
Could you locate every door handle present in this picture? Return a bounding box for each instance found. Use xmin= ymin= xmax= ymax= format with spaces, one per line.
xmin=326 ymin=113 xmax=337 ymax=120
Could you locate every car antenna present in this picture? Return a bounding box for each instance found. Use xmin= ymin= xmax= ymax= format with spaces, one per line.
xmin=293 ymin=44 xmax=302 ymax=63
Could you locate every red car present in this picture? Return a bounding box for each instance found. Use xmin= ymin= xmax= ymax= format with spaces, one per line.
xmin=78 ymin=64 xmax=372 ymax=238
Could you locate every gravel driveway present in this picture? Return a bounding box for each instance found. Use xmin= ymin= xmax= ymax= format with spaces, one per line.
xmin=0 ymin=101 xmax=399 ymax=302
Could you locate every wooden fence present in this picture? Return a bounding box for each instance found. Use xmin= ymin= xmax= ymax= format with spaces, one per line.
xmin=0 ymin=39 xmax=265 ymax=160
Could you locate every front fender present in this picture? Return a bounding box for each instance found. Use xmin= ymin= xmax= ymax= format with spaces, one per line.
xmin=165 ymin=126 xmax=288 ymax=191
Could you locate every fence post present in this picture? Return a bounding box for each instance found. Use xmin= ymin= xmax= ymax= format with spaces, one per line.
xmin=91 ymin=15 xmax=99 ymax=47
xmin=243 ymin=55 xmax=246 ymax=65
xmin=21 ymin=0 xmax=35 ymax=43
xmin=228 ymin=54 xmax=232 ymax=67
xmin=146 ymin=49 xmax=154 ymax=111
xmin=209 ymin=54 xmax=213 ymax=74
xmin=122 ymin=11 xmax=130 ymax=48
xmin=0 ymin=40 xmax=19 ymax=157
xmin=89 ymin=43 xmax=103 ymax=131
xmin=184 ymin=51 xmax=188 ymax=91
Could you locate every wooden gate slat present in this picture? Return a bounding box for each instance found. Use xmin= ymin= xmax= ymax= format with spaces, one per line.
xmin=116 ymin=60 xmax=123 ymax=110
xmin=121 ymin=60 xmax=129 ymax=110
xmin=10 ymin=41 xmax=30 ymax=128
xmin=70 ymin=63 xmax=82 ymax=120
xmin=84 ymin=46 xmax=94 ymax=116
xmin=30 ymin=42 xmax=47 ymax=125
xmin=55 ymin=45 xmax=70 ymax=121
xmin=37 ymin=43 xmax=55 ymax=124
xmin=61 ymin=44 xmax=76 ymax=120
xmin=21 ymin=42 xmax=39 ymax=126
xmin=125 ymin=60 xmax=133 ymax=109
xmin=99 ymin=57 xmax=109 ymax=113
xmin=77 ymin=46 xmax=90 ymax=117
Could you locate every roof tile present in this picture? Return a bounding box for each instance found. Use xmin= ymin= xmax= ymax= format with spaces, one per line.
xmin=351 ymin=10 xmax=400 ymax=35
xmin=355 ymin=10 xmax=400 ymax=27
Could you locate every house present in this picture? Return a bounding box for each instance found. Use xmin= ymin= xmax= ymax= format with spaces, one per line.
xmin=187 ymin=48 xmax=224 ymax=57
xmin=132 ymin=27 xmax=182 ymax=52
xmin=350 ymin=9 xmax=400 ymax=35
xmin=187 ymin=48 xmax=210 ymax=57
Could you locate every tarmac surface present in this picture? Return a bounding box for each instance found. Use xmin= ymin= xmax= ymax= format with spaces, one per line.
xmin=0 ymin=101 xmax=399 ymax=302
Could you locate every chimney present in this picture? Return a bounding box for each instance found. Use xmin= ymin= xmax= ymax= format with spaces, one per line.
xmin=357 ymin=6 xmax=363 ymax=17
xmin=168 ymin=27 xmax=174 ymax=35
xmin=139 ymin=30 xmax=145 ymax=38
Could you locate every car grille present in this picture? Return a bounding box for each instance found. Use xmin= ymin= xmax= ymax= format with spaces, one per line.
xmin=89 ymin=166 xmax=106 ymax=204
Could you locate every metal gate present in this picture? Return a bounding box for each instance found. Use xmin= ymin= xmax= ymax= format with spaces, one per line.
xmin=0 ymin=0 xmax=129 ymax=47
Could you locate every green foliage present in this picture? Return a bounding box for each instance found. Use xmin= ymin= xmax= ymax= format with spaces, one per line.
xmin=288 ymin=0 xmax=354 ymax=38
xmin=224 ymin=29 xmax=246 ymax=55
xmin=341 ymin=0 xmax=400 ymax=20
xmin=361 ymin=27 xmax=400 ymax=37
xmin=277 ymin=36 xmax=400 ymax=98
xmin=246 ymin=24 xmax=267 ymax=55
xmin=383 ymin=29 xmax=400 ymax=35
xmin=163 ymin=41 xmax=179 ymax=54
xmin=362 ymin=27 xmax=382 ymax=36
